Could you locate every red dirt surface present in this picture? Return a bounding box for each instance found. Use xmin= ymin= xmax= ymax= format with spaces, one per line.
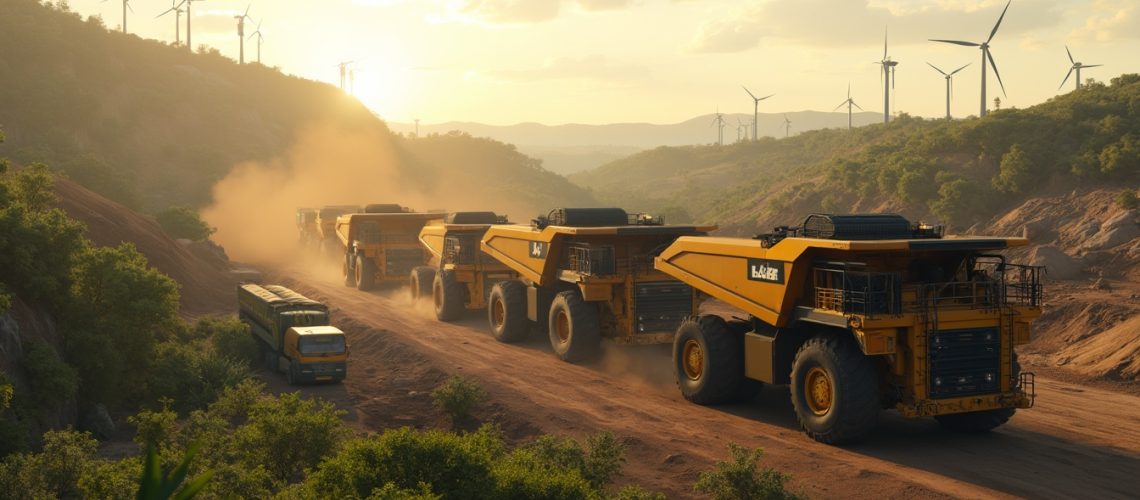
xmin=266 ymin=263 xmax=1140 ymax=499
xmin=52 ymin=178 xmax=236 ymax=316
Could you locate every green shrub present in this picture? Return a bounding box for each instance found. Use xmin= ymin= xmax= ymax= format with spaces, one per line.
xmin=0 ymin=429 xmax=98 ymax=498
xmin=77 ymin=456 xmax=141 ymax=499
xmin=156 ymin=206 xmax=215 ymax=241
xmin=233 ymin=391 xmax=349 ymax=482
xmin=431 ymin=375 xmax=488 ymax=426
xmin=610 ymin=484 xmax=666 ymax=500
xmin=145 ymin=340 xmax=252 ymax=413
xmin=20 ymin=339 xmax=77 ymax=410
xmin=201 ymin=316 xmax=260 ymax=365
xmin=1117 ymin=188 xmax=1139 ymax=210
xmin=129 ymin=404 xmax=179 ymax=450
xmin=694 ymin=443 xmax=801 ymax=500
xmin=304 ymin=426 xmax=499 ymax=499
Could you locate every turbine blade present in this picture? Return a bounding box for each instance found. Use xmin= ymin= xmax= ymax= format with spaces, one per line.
xmin=834 ymin=101 xmax=847 ymax=111
xmin=927 ymin=62 xmax=948 ymax=76
xmin=759 ymin=94 xmax=774 ymax=101
xmin=244 ymin=3 xmax=251 ymax=16
xmin=1059 ymin=66 xmax=1074 ymax=89
xmin=742 ymin=86 xmax=758 ymax=100
xmin=1066 ymin=45 xmax=1074 ymax=65
xmin=847 ymin=82 xmax=851 ymax=99
xmin=892 ymin=66 xmax=896 ymax=89
xmin=852 ymin=101 xmax=864 ymax=111
xmin=987 ymin=50 xmax=1007 ymax=97
xmin=987 ymin=0 xmax=1011 ymax=44
xmin=1083 ymin=64 xmax=1103 ymax=68
xmin=930 ymin=39 xmax=980 ymax=47
xmin=950 ymin=62 xmax=970 ymax=75
xmin=884 ymin=26 xmax=888 ymax=59
xmin=156 ymin=6 xmax=175 ymax=17
xmin=127 ymin=2 xmax=134 ymax=13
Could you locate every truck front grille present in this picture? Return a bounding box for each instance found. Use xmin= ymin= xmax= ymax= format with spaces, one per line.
xmin=634 ymin=282 xmax=692 ymax=333
xmin=929 ymin=328 xmax=1001 ymax=399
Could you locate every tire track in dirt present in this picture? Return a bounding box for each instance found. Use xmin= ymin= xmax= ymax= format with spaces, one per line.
xmin=278 ymin=265 xmax=1140 ymax=499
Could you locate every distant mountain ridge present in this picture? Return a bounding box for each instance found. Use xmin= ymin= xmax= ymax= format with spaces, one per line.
xmin=387 ymin=111 xmax=883 ymax=174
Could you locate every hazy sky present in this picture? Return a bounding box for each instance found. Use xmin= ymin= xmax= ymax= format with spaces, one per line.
xmin=74 ymin=0 xmax=1140 ymax=125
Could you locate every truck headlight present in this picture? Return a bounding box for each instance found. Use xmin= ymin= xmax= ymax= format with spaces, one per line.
xmin=984 ymin=373 xmax=994 ymax=382
xmin=934 ymin=377 xmax=943 ymax=386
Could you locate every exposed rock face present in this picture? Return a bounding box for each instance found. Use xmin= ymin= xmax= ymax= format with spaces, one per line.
xmin=1028 ymin=246 xmax=1083 ymax=280
xmin=0 ymin=299 xmax=78 ymax=434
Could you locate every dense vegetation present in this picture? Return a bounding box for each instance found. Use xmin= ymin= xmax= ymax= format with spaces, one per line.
xmin=573 ymin=75 xmax=1140 ymax=232
xmin=0 ymin=0 xmax=595 ymax=218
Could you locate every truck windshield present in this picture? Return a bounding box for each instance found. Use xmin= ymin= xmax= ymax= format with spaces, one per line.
xmin=299 ymin=335 xmax=346 ymax=355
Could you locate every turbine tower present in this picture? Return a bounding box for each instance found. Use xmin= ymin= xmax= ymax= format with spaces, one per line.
xmin=103 ymin=0 xmax=134 ymax=33
xmin=742 ymin=86 xmax=774 ymax=141
xmin=710 ymin=110 xmax=727 ymax=146
xmin=184 ymin=0 xmax=206 ymax=50
xmin=930 ymin=0 xmax=1010 ymax=117
xmin=927 ymin=62 xmax=970 ymax=120
xmin=833 ymin=84 xmax=864 ymax=130
xmin=1060 ymin=46 xmax=1102 ymax=91
xmin=875 ymin=28 xmax=899 ymax=124
xmin=336 ymin=61 xmax=354 ymax=91
xmin=234 ymin=4 xmax=254 ymax=64
xmin=782 ymin=115 xmax=792 ymax=138
xmin=248 ymin=20 xmax=264 ymax=64
xmin=156 ymin=1 xmax=185 ymax=45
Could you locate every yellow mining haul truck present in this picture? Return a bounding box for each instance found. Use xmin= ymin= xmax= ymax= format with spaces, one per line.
xmin=315 ymin=205 xmax=361 ymax=255
xmin=480 ymin=208 xmax=716 ymax=361
xmin=336 ymin=205 xmax=444 ymax=291
xmin=237 ymin=284 xmax=348 ymax=385
xmin=296 ymin=208 xmax=318 ymax=247
xmin=655 ymin=213 xmax=1043 ymax=444
xmin=414 ymin=212 xmax=519 ymax=323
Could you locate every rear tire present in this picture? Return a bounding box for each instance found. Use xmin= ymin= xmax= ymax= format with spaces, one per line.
xmin=410 ymin=266 xmax=436 ymax=302
xmin=433 ymin=270 xmax=466 ymax=321
xmin=547 ymin=291 xmax=600 ymax=363
xmin=790 ymin=334 xmax=879 ymax=444
xmin=488 ymin=280 xmax=528 ymax=343
xmin=934 ymin=354 xmax=1020 ymax=433
xmin=343 ymin=253 xmax=355 ymax=287
xmin=355 ymin=255 xmax=376 ymax=291
xmin=673 ymin=316 xmax=748 ymax=405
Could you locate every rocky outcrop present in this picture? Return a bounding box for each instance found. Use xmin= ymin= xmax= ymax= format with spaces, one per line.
xmin=1028 ymin=245 xmax=1083 ymax=280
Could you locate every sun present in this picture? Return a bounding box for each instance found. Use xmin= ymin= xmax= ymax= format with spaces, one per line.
xmin=347 ymin=65 xmax=415 ymax=121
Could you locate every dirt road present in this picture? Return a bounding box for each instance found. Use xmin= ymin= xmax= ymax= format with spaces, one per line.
xmin=277 ymin=265 xmax=1139 ymax=499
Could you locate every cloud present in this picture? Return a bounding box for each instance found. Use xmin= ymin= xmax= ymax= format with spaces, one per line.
xmin=689 ymin=0 xmax=1063 ymax=53
xmin=442 ymin=0 xmax=634 ymax=24
xmin=487 ymin=55 xmax=649 ymax=83
xmin=1069 ymin=0 xmax=1140 ymax=43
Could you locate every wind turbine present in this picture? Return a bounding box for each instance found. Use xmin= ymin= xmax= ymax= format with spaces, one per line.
xmin=875 ymin=28 xmax=899 ymax=124
xmin=742 ymin=86 xmax=774 ymax=141
xmin=234 ymin=4 xmax=254 ymax=64
xmin=157 ymin=1 xmax=185 ymax=45
xmin=336 ymin=61 xmax=355 ymax=91
xmin=736 ymin=118 xmax=746 ymax=142
xmin=782 ymin=115 xmax=792 ymax=138
xmin=927 ymin=62 xmax=970 ymax=120
xmin=1059 ymin=46 xmax=1102 ymax=91
xmin=930 ymin=0 xmax=1010 ymax=117
xmin=103 ymin=0 xmax=133 ymax=33
xmin=833 ymin=84 xmax=864 ymax=130
xmin=710 ymin=110 xmax=726 ymax=146
xmin=248 ymin=20 xmax=264 ymax=64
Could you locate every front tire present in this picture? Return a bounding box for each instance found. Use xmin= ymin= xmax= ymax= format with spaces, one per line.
xmin=410 ymin=266 xmax=436 ymax=302
xmin=343 ymin=253 xmax=355 ymax=287
xmin=433 ymin=270 xmax=466 ymax=321
xmin=286 ymin=360 xmax=299 ymax=386
xmin=547 ymin=291 xmax=600 ymax=363
xmin=790 ymin=335 xmax=880 ymax=444
xmin=673 ymin=316 xmax=749 ymax=405
xmin=488 ymin=280 xmax=528 ymax=343
xmin=934 ymin=354 xmax=1021 ymax=433
xmin=355 ymin=255 xmax=376 ymax=291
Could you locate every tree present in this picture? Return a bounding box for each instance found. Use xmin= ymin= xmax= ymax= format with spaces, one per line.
xmin=156 ymin=207 xmax=215 ymax=241
xmin=694 ymin=444 xmax=801 ymax=500
xmin=233 ymin=392 xmax=349 ymax=482
xmin=993 ymin=144 xmax=1034 ymax=193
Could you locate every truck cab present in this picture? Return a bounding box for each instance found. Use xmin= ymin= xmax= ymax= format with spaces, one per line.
xmin=282 ymin=325 xmax=348 ymax=384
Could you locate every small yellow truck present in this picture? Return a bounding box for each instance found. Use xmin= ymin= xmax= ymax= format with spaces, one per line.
xmin=238 ymin=284 xmax=348 ymax=385
xmin=414 ymin=212 xmax=518 ymax=323
xmin=655 ymin=213 xmax=1043 ymax=443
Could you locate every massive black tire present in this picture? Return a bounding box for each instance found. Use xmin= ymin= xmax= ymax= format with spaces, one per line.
xmin=433 ymin=270 xmax=466 ymax=322
xmin=547 ymin=291 xmax=601 ymax=363
xmin=790 ymin=335 xmax=880 ymax=444
xmin=342 ymin=253 xmax=355 ymax=287
xmin=934 ymin=354 xmax=1021 ymax=433
xmin=410 ymin=266 xmax=436 ymax=302
xmin=286 ymin=360 xmax=299 ymax=386
xmin=488 ymin=280 xmax=528 ymax=343
xmin=674 ymin=316 xmax=751 ymax=405
xmin=355 ymin=255 xmax=376 ymax=291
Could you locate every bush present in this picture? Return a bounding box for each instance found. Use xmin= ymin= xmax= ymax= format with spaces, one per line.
xmin=0 ymin=429 xmax=98 ymax=498
xmin=1117 ymin=189 xmax=1138 ymax=210
xmin=128 ymin=403 xmax=178 ymax=450
xmin=201 ymin=316 xmax=260 ymax=366
xmin=233 ymin=391 xmax=349 ymax=482
xmin=694 ymin=443 xmax=801 ymax=500
xmin=146 ymin=341 xmax=252 ymax=413
xmin=156 ymin=206 xmax=215 ymax=241
xmin=77 ymin=456 xmax=141 ymax=499
xmin=431 ymin=375 xmax=488 ymax=427
xmin=20 ymin=339 xmax=77 ymax=411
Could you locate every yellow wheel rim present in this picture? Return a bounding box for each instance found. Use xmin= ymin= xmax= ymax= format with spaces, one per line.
xmin=555 ymin=310 xmax=570 ymax=343
xmin=492 ymin=298 xmax=505 ymax=328
xmin=804 ymin=366 xmax=833 ymax=416
xmin=682 ymin=339 xmax=703 ymax=381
